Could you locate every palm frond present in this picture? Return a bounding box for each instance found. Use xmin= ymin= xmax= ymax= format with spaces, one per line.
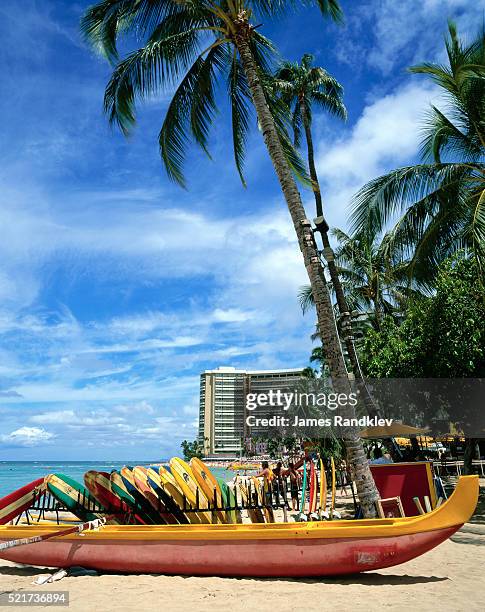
xmin=298 ymin=284 xmax=314 ymax=314
xmin=81 ymin=0 xmax=183 ymax=62
xmin=103 ymin=11 xmax=204 ymax=134
xmin=228 ymin=52 xmax=252 ymax=185
xmin=81 ymin=0 xmax=134 ymax=62
xmin=420 ymin=105 xmax=480 ymax=163
xmin=350 ymin=163 xmax=478 ymax=237
xmin=312 ymin=90 xmax=347 ymax=120
xmin=158 ymin=43 xmax=229 ymax=186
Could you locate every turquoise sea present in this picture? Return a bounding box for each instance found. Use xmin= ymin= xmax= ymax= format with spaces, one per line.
xmin=0 ymin=461 xmax=233 ymax=498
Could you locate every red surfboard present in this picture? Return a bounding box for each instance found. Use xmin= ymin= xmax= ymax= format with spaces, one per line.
xmin=84 ymin=471 xmax=136 ymax=524
xmin=0 ymin=478 xmax=46 ymax=524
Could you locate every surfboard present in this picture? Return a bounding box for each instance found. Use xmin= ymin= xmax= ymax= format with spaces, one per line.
xmin=119 ymin=468 xmax=164 ymax=524
xmin=0 ymin=478 xmax=46 ymax=525
xmin=46 ymin=474 xmax=102 ymax=522
xmin=109 ymin=471 xmax=153 ymax=525
xmin=217 ymin=478 xmax=242 ymax=524
xmin=299 ymin=460 xmax=308 ymax=514
xmin=84 ymin=471 xmax=132 ymax=524
xmin=236 ymin=480 xmax=263 ymax=523
xmin=169 ymin=458 xmax=211 ymax=523
xmin=330 ymin=456 xmax=336 ymax=518
xmin=133 ymin=466 xmax=181 ymax=524
xmin=145 ymin=468 xmax=190 ymax=524
xmin=190 ymin=458 xmax=226 ymax=523
xmin=251 ymin=476 xmax=274 ymax=523
xmin=155 ymin=466 xmax=202 ymax=523
xmin=319 ymin=458 xmax=327 ymax=516
xmin=309 ymin=461 xmax=318 ymax=514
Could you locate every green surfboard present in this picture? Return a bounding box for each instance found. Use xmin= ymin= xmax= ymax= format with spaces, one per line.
xmin=47 ymin=473 xmax=103 ymax=522
xmin=217 ymin=478 xmax=242 ymax=524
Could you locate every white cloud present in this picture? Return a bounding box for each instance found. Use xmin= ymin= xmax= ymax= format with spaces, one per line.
xmin=0 ymin=427 xmax=55 ymax=447
xmin=315 ymin=82 xmax=438 ymax=230
xmin=211 ymin=308 xmax=252 ymax=323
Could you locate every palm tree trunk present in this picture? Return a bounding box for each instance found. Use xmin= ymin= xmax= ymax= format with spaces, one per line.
xmin=300 ymin=105 xmax=401 ymax=460
xmin=234 ymin=24 xmax=379 ymax=517
xmin=300 ymin=103 xmax=364 ymax=381
xmin=463 ymin=438 xmax=477 ymax=475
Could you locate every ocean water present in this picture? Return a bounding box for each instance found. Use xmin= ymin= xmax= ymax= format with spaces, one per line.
xmin=0 ymin=461 xmax=233 ymax=498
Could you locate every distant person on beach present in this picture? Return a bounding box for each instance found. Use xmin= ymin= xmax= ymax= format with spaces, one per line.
xmin=371 ymin=447 xmax=393 ymax=464
xmin=272 ymin=461 xmax=284 ymax=500
xmin=282 ymin=462 xmax=300 ymax=511
xmin=256 ymin=461 xmax=275 ymax=504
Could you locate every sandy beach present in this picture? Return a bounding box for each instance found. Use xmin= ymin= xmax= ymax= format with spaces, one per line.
xmin=1 ymin=481 xmax=483 ymax=612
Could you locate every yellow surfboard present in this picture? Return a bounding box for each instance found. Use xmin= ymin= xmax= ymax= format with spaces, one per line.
xmin=156 ymin=467 xmax=202 ymax=524
xmin=251 ymin=476 xmax=274 ymax=523
xmin=146 ymin=468 xmax=195 ymax=524
xmin=237 ymin=481 xmax=264 ymax=523
xmin=190 ymin=458 xmax=225 ymax=523
xmin=169 ymin=458 xmax=211 ymax=523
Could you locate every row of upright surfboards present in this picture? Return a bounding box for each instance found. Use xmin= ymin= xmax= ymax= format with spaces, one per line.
xmin=0 ymin=458 xmax=271 ymax=526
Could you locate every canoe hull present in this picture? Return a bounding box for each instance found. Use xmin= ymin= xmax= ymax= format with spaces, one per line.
xmin=0 ymin=476 xmax=478 ymax=577
xmin=0 ymin=525 xmax=460 ymax=576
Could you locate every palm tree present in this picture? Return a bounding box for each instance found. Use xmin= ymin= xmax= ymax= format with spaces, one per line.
xmin=299 ymin=228 xmax=421 ymax=331
xmin=273 ymin=54 xmax=370 ymax=383
xmin=351 ymin=22 xmax=485 ymax=283
xmin=81 ymin=0 xmax=379 ymax=516
xmin=331 ymin=229 xmax=421 ymax=329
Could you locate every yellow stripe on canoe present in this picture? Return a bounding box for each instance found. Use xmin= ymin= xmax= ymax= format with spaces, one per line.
xmin=0 ymin=475 xmax=477 ymax=542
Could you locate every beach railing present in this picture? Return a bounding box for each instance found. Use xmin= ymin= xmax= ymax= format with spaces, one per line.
xmin=433 ymin=459 xmax=485 ymax=477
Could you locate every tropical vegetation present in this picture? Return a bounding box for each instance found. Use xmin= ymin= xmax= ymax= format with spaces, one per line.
xmin=351 ymin=23 xmax=485 ymax=284
xmin=360 ymin=254 xmax=484 ymax=473
xmin=181 ymin=439 xmax=205 ymax=461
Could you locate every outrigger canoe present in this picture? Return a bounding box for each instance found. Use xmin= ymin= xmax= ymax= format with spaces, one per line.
xmin=0 ymin=476 xmax=478 ymax=577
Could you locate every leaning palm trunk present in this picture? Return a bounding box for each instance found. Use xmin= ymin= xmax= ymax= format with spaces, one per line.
xmin=300 ymin=103 xmax=364 ymax=380
xmin=301 ymin=105 xmax=400 ymax=461
xmin=234 ymin=22 xmax=379 ymax=517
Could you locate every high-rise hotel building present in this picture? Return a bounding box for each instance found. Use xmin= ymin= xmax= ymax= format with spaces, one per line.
xmin=198 ymin=366 xmax=304 ymax=456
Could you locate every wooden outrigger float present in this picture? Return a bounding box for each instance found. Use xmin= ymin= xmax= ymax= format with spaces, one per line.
xmin=0 ymin=476 xmax=478 ymax=577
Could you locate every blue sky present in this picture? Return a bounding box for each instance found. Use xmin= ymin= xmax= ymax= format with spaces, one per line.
xmin=0 ymin=0 xmax=483 ymax=460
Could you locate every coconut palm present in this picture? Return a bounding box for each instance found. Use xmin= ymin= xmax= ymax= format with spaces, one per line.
xmin=81 ymin=0 xmax=379 ymax=515
xmin=299 ymin=228 xmax=421 ymax=331
xmin=350 ymin=22 xmax=485 ymax=283
xmin=273 ymin=54 xmax=369 ymax=379
xmin=331 ymin=229 xmax=421 ymax=329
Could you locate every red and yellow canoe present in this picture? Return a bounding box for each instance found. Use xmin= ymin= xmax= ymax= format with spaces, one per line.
xmin=0 ymin=476 xmax=478 ymax=577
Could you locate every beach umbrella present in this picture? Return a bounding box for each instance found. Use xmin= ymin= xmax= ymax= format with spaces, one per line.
xmin=360 ymin=423 xmax=429 ymax=438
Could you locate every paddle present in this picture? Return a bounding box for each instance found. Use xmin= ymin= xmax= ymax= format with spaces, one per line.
xmin=0 ymin=517 xmax=108 ymax=552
